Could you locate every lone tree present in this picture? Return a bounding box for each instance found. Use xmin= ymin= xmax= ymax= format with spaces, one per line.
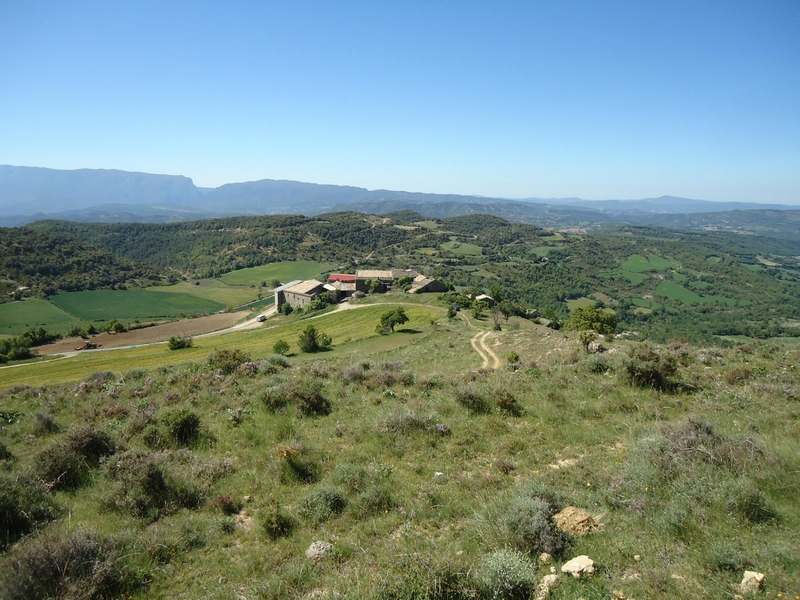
xmin=273 ymin=339 xmax=290 ymax=355
xmin=376 ymin=307 xmax=409 ymax=335
xmin=298 ymin=324 xmax=332 ymax=353
xmin=565 ymin=306 xmax=617 ymax=335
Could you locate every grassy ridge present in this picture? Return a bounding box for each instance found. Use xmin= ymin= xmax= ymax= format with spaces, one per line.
xmin=0 ymin=325 xmax=797 ymax=598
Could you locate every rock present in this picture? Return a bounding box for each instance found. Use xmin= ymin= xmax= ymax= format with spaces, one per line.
xmin=552 ymin=506 xmax=598 ymax=535
xmin=534 ymin=573 xmax=560 ymax=600
xmin=561 ymin=555 xmax=595 ymax=579
xmin=538 ymin=552 xmax=552 ymax=565
xmin=611 ymin=592 xmax=627 ymax=600
xmin=305 ymin=541 xmax=334 ymax=562
xmin=739 ymin=570 xmax=765 ymax=594
xmin=633 ymin=554 xmax=642 ymax=562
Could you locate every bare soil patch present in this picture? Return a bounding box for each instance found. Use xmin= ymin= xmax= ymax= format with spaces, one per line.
xmin=37 ymin=312 xmax=244 ymax=355
xmin=552 ymin=506 xmax=598 ymax=535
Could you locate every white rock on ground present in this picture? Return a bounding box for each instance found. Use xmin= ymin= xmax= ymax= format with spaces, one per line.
xmin=739 ymin=570 xmax=765 ymax=594
xmin=534 ymin=573 xmax=560 ymax=600
xmin=561 ymin=555 xmax=595 ymax=579
xmin=538 ymin=552 xmax=552 ymax=565
xmin=305 ymin=541 xmax=334 ymax=562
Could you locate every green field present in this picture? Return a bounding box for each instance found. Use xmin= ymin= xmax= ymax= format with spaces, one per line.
xmin=598 ymin=269 xmax=648 ymax=285
xmin=51 ymin=290 xmax=225 ymax=321
xmin=415 ymin=247 xmax=439 ymax=255
xmin=440 ymin=240 xmax=484 ymax=255
xmin=148 ymin=281 xmax=261 ymax=307
xmin=631 ymin=297 xmax=663 ymax=311
xmin=0 ymin=298 xmax=87 ymax=336
xmin=218 ymin=261 xmax=337 ymax=286
xmin=0 ymin=304 xmax=442 ymax=388
xmin=672 ymin=272 xmax=687 ymax=282
xmin=566 ymin=297 xmax=596 ymax=311
xmin=412 ymin=220 xmax=440 ymax=229
xmin=621 ymin=254 xmax=679 ymax=273
xmin=706 ymin=256 xmax=722 ymax=265
xmin=655 ymin=281 xmax=744 ymax=306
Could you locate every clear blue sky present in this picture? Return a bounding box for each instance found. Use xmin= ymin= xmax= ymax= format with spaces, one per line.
xmin=1 ymin=1 xmax=798 ymax=202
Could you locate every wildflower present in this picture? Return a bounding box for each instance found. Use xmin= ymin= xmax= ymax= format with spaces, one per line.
xmin=586 ymin=482 xmax=591 ymax=487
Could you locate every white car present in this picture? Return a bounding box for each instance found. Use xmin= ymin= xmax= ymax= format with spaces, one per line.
xmin=256 ymin=314 xmax=267 ymax=322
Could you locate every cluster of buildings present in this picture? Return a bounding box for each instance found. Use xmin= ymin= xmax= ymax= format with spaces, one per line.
xmin=274 ymin=269 xmax=448 ymax=310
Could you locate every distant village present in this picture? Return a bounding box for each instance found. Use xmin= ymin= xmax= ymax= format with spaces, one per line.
xmin=274 ymin=269 xmax=449 ymax=310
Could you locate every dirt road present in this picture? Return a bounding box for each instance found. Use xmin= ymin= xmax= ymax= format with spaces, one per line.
xmin=470 ymin=330 xmax=501 ymax=369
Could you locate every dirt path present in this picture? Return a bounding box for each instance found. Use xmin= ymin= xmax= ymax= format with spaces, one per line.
xmin=470 ymin=331 xmax=502 ymax=369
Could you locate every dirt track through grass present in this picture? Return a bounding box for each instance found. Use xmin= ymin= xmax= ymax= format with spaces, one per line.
xmin=470 ymin=331 xmax=501 ymax=369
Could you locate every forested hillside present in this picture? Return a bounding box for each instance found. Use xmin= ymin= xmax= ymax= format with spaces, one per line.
xmin=19 ymin=212 xmax=800 ymax=342
xmin=0 ymin=228 xmax=161 ymax=300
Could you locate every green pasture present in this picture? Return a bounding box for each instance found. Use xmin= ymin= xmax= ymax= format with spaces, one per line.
xmin=757 ymin=256 xmax=780 ymax=267
xmin=51 ymin=290 xmax=225 ymax=321
xmin=743 ymin=264 xmax=764 ymax=272
xmin=218 ymin=261 xmax=337 ymax=286
xmin=566 ymin=297 xmax=596 ymax=311
xmin=672 ymin=272 xmax=687 ymax=283
xmin=689 ymin=280 xmax=711 ymax=290
xmin=621 ymin=254 xmax=679 ymax=273
xmin=415 ymin=247 xmax=438 ymax=255
xmin=440 ymin=240 xmax=484 ymax=255
xmin=706 ymin=256 xmax=721 ymax=265
xmin=631 ymin=298 xmax=663 ymax=311
xmin=0 ymin=298 xmax=87 ymax=336
xmin=538 ymin=232 xmax=564 ymax=241
xmin=147 ymin=281 xmax=261 ymax=307
xmin=598 ymin=269 xmax=648 ymax=285
xmin=0 ymin=304 xmax=442 ymax=388
xmin=455 ymin=265 xmax=497 ymax=278
xmin=655 ymin=281 xmax=745 ymax=306
xmin=412 ymin=220 xmax=439 ymax=229
xmin=591 ymin=292 xmax=617 ymax=305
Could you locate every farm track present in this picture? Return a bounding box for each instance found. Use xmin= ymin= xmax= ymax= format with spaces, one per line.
xmin=470 ymin=330 xmax=501 ymax=369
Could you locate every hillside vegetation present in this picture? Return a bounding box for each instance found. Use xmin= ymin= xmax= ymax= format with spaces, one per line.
xmin=0 ymin=304 xmax=797 ymax=599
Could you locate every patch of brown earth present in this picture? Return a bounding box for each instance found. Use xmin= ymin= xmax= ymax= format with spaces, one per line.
xmin=552 ymin=506 xmax=598 ymax=535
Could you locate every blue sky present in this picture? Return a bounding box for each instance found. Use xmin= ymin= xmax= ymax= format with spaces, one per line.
xmin=1 ymin=1 xmax=798 ymax=202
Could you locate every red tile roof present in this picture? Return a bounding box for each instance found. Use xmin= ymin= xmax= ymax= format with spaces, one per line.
xmin=328 ymin=274 xmax=356 ymax=282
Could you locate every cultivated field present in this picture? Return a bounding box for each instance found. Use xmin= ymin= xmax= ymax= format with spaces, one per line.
xmin=50 ymin=289 xmax=225 ymax=321
xmin=0 ymin=298 xmax=87 ymax=336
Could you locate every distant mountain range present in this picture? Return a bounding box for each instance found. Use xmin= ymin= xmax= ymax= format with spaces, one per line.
xmin=1 ymin=165 xmax=798 ymax=237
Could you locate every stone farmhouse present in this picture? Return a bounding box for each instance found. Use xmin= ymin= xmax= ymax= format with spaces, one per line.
xmin=274 ymin=279 xmax=338 ymax=309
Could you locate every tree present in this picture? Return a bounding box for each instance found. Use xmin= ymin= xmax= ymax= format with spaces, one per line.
xmin=472 ymin=300 xmax=489 ymax=320
xmin=273 ymin=339 xmax=290 ymax=355
xmin=298 ymin=325 xmax=331 ymax=353
xmin=168 ymin=335 xmax=193 ymax=350
xmin=280 ymin=302 xmax=293 ymax=315
xmin=498 ymin=300 xmax=514 ymax=323
xmin=578 ymin=330 xmax=595 ymax=354
xmin=565 ymin=306 xmax=617 ymax=335
xmin=488 ymin=284 xmax=504 ymax=303
xmin=376 ymin=307 xmax=409 ymax=334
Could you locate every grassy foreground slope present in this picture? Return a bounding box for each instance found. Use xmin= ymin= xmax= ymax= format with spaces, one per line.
xmin=0 ymin=301 xmax=797 ymax=599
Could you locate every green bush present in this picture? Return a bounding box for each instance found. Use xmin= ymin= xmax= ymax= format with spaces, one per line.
xmin=503 ymin=495 xmax=568 ymax=557
xmin=477 ymin=549 xmax=537 ymax=600
xmin=297 ymin=324 xmax=332 ymax=353
xmin=161 ymin=408 xmax=202 ymax=446
xmin=355 ymin=484 xmax=394 ymax=516
xmin=0 ymin=440 xmax=12 ymax=461
xmin=207 ymin=348 xmax=251 ymax=374
xmin=0 ymin=531 xmax=143 ymax=600
xmin=168 ymin=335 xmax=193 ymax=350
xmin=32 ymin=412 xmax=60 ymax=435
xmin=272 ymin=339 xmax=290 ymax=355
xmin=725 ymin=480 xmax=779 ymax=524
xmin=454 ymin=387 xmax=491 ymax=415
xmin=620 ymin=342 xmax=679 ymax=389
xmin=0 ymin=474 xmax=61 ymax=549
xmin=261 ymin=498 xmax=296 ymax=540
xmin=331 ymin=463 xmax=368 ymax=494
xmin=300 ymin=487 xmax=347 ymax=523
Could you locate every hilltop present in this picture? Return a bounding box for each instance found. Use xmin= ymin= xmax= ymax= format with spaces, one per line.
xmin=0 ymin=291 xmax=797 ymax=599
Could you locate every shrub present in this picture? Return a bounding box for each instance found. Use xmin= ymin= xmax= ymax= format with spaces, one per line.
xmin=273 ymin=339 xmax=290 ymax=355
xmin=0 ymin=531 xmax=142 ymax=600
xmin=507 ymin=351 xmax=520 ymax=364
xmin=503 ymin=495 xmax=568 ymax=557
xmin=341 ymin=364 xmax=369 ymax=383
xmin=494 ymin=389 xmax=523 ymax=417
xmin=0 ymin=440 xmax=12 ymax=461
xmin=300 ymin=487 xmax=347 ymax=523
xmin=168 ymin=335 xmax=193 ymax=350
xmin=261 ymin=499 xmax=295 ymax=540
xmin=277 ymin=446 xmax=318 ymax=484
xmin=584 ymin=354 xmax=611 ymax=373
xmin=33 ymin=412 xmax=60 ymax=435
xmin=33 ymin=427 xmax=117 ymax=490
xmin=211 ymin=494 xmax=243 ymax=515
xmin=265 ymin=353 xmax=290 ymax=368
xmin=331 ymin=463 xmax=368 ymax=494
xmin=161 ymin=408 xmax=202 ymax=446
xmin=297 ymin=324 xmax=332 ymax=353
xmin=478 ymin=549 xmax=537 ymax=600
xmin=620 ymin=342 xmax=679 ymax=389
xmin=454 ymin=387 xmax=491 ymax=415
xmin=207 ymin=348 xmax=251 ymax=374
xmin=355 ymin=484 xmax=394 ymax=516
xmin=292 ymin=381 xmax=331 ymax=416
xmin=375 ymin=410 xmax=431 ymax=435
xmin=725 ymin=480 xmax=779 ymax=524
xmin=0 ymin=474 xmax=61 ymax=549
xmin=724 ymin=367 xmax=753 ymax=384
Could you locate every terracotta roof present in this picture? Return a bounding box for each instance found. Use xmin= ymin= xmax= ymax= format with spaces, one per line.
xmin=329 ymin=274 xmax=356 ymax=282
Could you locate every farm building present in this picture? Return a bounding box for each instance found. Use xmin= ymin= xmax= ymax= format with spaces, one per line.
xmin=274 ymin=279 xmax=327 ymax=309
xmin=407 ymin=274 xmax=448 ymax=294
xmin=328 ymin=274 xmax=357 ymax=298
xmin=355 ymin=269 xmax=419 ymax=293
xmin=475 ymin=294 xmax=495 ymax=307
